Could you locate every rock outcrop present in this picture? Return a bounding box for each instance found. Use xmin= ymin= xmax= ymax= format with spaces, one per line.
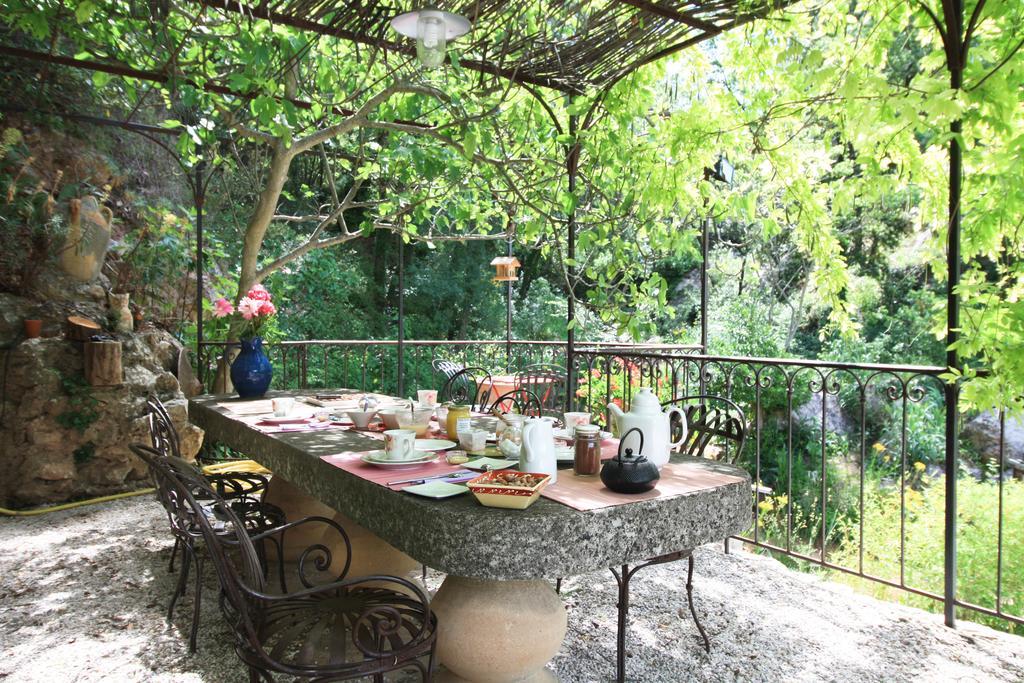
xmin=0 ymin=289 xmax=203 ymax=508
xmin=963 ymin=410 xmax=1024 ymax=476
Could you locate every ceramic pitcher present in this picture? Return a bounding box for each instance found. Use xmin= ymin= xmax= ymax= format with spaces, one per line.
xmin=520 ymin=417 xmax=557 ymax=484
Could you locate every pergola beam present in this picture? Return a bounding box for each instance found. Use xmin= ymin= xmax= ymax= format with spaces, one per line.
xmin=613 ymin=0 xmax=720 ymax=33
xmin=198 ymin=1 xmax=582 ymax=94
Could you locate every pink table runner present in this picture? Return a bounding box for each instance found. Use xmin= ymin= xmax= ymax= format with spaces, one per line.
xmin=539 ymin=461 xmax=746 ymax=512
xmin=321 ymin=452 xmax=470 ymax=491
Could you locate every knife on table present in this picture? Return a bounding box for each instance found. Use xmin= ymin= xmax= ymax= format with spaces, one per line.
xmin=387 ymin=470 xmax=476 ymax=487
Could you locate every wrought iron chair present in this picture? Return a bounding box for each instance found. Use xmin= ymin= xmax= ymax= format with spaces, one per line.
xmin=431 ymin=358 xmax=464 ymax=383
xmin=438 ymin=366 xmax=494 ymax=411
xmin=513 ymin=363 xmax=568 ymax=414
xmin=144 ymin=396 xmax=284 ymax=652
xmin=132 ymin=445 xmax=437 ymax=682
xmin=487 ymin=388 xmax=543 ymax=417
xmin=607 ymin=395 xmax=747 ymax=682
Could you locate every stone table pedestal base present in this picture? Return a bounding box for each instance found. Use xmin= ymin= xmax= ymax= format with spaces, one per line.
xmin=431 ymin=576 xmax=566 ymax=683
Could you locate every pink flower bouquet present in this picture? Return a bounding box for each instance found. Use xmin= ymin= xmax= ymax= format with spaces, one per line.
xmin=212 ymin=284 xmax=278 ymax=339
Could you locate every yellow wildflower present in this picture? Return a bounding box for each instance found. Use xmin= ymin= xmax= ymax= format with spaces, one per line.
xmin=872 ymin=443 xmax=886 ymax=453
xmin=913 ymin=461 xmax=926 ymax=472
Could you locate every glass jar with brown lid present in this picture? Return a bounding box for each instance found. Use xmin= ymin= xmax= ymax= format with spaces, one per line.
xmin=574 ymin=424 xmax=602 ymax=476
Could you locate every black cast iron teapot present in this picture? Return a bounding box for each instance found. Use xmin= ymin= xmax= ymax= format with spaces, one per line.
xmin=600 ymin=427 xmax=660 ymax=494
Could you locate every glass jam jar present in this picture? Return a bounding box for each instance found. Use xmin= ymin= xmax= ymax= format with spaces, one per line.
xmin=446 ymin=405 xmax=472 ymax=440
xmin=574 ymin=424 xmax=602 ymax=476
xmin=499 ymin=413 xmax=525 ymax=458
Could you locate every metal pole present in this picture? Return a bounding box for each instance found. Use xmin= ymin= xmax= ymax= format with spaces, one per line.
xmin=700 ymin=214 xmax=710 ymax=396
xmin=943 ymin=0 xmax=964 ymax=629
xmin=700 ymin=215 xmax=710 ymax=353
xmin=506 ymin=236 xmax=513 ymax=371
xmin=397 ymin=233 xmax=406 ymax=398
xmin=195 ymin=157 xmax=205 ymax=362
xmin=565 ymin=113 xmax=579 ymax=411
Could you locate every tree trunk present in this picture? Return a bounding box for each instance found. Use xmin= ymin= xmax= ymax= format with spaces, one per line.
xmin=238 ymin=141 xmax=293 ymax=296
xmin=84 ymin=340 xmax=123 ymax=386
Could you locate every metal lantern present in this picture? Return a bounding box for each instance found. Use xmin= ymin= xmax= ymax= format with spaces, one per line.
xmin=490 ymin=256 xmax=521 ymax=282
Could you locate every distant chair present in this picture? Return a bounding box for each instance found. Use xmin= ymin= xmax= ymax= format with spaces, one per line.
xmin=487 ymin=388 xmax=543 ymax=417
xmin=131 ymin=445 xmax=437 ymax=682
xmin=431 ymin=358 xmax=465 ymax=383
xmin=605 ymin=394 xmax=747 ymax=681
xmin=514 ymin=363 xmax=568 ymax=414
xmin=439 ymin=367 xmax=494 ymax=411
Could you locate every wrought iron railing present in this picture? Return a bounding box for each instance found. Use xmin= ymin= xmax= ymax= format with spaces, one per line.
xmin=570 ymin=347 xmax=1022 ymax=633
xmin=195 ymin=338 xmax=1020 ymax=632
xmin=195 ymin=339 xmax=699 ymax=395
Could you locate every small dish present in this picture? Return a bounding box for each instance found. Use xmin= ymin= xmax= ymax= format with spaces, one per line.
xmin=446 ymin=450 xmax=470 ymax=465
xmin=466 ymin=470 xmax=551 ymax=510
xmin=360 ymin=451 xmax=437 ymax=467
xmin=416 ymin=439 xmax=457 ymax=451
xmin=261 ymin=416 xmax=311 ymax=426
xmin=403 ymin=481 xmax=468 ymax=499
xmin=464 ymin=457 xmax=518 ymax=471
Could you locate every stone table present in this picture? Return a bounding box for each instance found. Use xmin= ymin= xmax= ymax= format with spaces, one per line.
xmin=190 ymin=391 xmax=751 ymax=682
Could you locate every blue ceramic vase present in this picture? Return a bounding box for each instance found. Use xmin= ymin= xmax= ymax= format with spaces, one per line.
xmin=230 ymin=337 xmax=273 ymax=398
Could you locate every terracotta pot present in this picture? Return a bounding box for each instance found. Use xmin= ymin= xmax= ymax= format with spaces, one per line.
xmin=23 ymin=319 xmax=42 ymax=338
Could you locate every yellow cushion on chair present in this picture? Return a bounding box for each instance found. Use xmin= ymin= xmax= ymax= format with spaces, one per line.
xmin=201 ymin=460 xmax=273 ymax=494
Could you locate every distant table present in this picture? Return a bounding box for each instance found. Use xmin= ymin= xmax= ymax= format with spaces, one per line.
xmin=190 ymin=389 xmax=750 ymax=682
xmin=485 ymin=374 xmax=557 ymax=408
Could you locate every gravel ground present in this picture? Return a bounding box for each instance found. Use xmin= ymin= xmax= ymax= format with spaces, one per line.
xmin=1 ymin=496 xmax=1022 ymax=683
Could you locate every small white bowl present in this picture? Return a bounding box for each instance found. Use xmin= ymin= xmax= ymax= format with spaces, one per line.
xmin=346 ymin=409 xmax=377 ymax=430
xmin=377 ymin=408 xmax=402 ymax=430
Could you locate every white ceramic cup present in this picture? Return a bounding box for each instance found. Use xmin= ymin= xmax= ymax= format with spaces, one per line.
xmin=458 ymin=428 xmax=488 ymax=454
xmin=417 ymin=389 xmax=438 ymax=406
xmin=383 ymin=429 xmax=417 ymax=461
xmin=563 ymin=411 xmax=591 ymax=433
xmin=271 ymin=397 xmax=295 ymax=417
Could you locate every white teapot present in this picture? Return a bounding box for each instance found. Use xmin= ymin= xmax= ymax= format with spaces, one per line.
xmin=607 ymin=388 xmax=686 ymax=469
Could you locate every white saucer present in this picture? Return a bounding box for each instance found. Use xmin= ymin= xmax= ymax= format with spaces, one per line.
xmin=415 ymin=439 xmax=458 ymax=451
xmin=361 ymin=451 xmax=437 ymax=467
xmin=555 ymin=445 xmax=575 ymax=462
xmin=262 ymin=416 xmax=311 ymax=425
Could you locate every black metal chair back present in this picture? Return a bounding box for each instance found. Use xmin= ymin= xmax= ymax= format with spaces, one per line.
xmin=663 ymin=395 xmax=747 ymax=464
xmin=439 ymin=366 xmax=494 ymax=411
xmin=431 ymin=358 xmax=465 ymax=382
xmin=488 ymin=388 xmax=543 ymax=417
xmin=146 ymin=395 xmax=182 ymax=459
xmin=514 ymin=363 xmax=568 ymax=412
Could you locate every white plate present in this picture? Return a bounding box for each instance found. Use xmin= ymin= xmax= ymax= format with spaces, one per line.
xmin=261 ymin=416 xmax=312 ymax=425
xmin=361 ymin=451 xmax=437 ymax=467
xmin=415 ymin=439 xmax=458 ymax=451
xmin=555 ymin=445 xmax=575 ymax=462
xmin=403 ymin=481 xmax=469 ymax=499
xmin=553 ymin=428 xmax=612 ymax=441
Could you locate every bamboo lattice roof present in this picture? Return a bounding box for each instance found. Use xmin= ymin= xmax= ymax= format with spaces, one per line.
xmin=204 ymin=0 xmax=789 ymax=94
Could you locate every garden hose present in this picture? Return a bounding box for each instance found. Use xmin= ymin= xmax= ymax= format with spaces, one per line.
xmin=0 ymin=487 xmax=156 ymax=517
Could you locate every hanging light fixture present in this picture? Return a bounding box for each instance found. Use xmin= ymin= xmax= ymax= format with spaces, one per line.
xmin=391 ymin=7 xmax=471 ymax=70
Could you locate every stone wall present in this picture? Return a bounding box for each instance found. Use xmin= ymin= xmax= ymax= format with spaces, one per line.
xmin=0 ymin=278 xmax=203 ymax=508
